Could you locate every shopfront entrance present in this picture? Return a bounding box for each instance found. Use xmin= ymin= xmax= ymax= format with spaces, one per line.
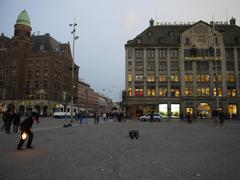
xmin=197 ymin=103 xmax=211 ymax=118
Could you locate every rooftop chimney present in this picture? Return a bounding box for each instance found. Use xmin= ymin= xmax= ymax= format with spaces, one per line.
xmin=230 ymin=17 xmax=236 ymax=25
xmin=149 ymin=18 xmax=154 ymax=26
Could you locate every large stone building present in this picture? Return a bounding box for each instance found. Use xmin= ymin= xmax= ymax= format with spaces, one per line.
xmin=0 ymin=10 xmax=79 ymax=115
xmin=77 ymin=80 xmax=98 ymax=116
xmin=125 ymin=18 xmax=240 ymax=118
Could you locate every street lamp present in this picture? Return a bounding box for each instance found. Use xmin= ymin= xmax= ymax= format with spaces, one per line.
xmin=212 ymin=20 xmax=219 ymax=111
xmin=69 ymin=18 xmax=79 ymax=122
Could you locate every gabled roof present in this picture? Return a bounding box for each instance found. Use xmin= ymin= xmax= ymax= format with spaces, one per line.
xmin=126 ymin=20 xmax=240 ymax=47
xmin=31 ymin=34 xmax=62 ymax=55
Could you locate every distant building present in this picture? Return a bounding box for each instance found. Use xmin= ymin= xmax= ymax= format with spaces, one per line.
xmin=0 ymin=10 xmax=79 ymax=115
xmin=77 ymin=80 xmax=98 ymax=116
xmin=125 ymin=18 xmax=240 ymax=118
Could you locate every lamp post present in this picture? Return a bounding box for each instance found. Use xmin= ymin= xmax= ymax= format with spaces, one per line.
xmin=212 ymin=19 xmax=219 ymax=111
xmin=69 ymin=18 xmax=79 ymax=122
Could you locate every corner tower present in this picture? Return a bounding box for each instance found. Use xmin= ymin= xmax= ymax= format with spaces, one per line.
xmin=14 ymin=10 xmax=32 ymax=38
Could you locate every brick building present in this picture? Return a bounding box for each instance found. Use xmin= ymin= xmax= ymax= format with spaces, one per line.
xmin=0 ymin=10 xmax=79 ymax=115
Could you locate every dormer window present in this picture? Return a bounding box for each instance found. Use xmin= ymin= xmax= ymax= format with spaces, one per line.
xmin=137 ymin=37 xmax=142 ymax=43
xmin=40 ymin=45 xmax=44 ymax=51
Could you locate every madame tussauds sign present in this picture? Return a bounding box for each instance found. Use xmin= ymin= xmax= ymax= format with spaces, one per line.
xmin=184 ymin=56 xmax=223 ymax=61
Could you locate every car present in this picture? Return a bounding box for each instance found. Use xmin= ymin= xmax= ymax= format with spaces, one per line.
xmin=140 ymin=113 xmax=162 ymax=122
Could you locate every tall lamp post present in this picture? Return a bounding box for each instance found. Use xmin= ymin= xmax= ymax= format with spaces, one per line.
xmin=212 ymin=18 xmax=219 ymax=111
xmin=69 ymin=19 xmax=79 ymax=122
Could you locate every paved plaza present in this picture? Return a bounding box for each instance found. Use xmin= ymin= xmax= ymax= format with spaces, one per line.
xmin=0 ymin=118 xmax=240 ymax=180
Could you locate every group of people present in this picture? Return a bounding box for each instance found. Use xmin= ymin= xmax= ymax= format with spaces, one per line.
xmin=1 ymin=110 xmax=21 ymax=133
xmin=212 ymin=109 xmax=225 ymax=128
xmin=180 ymin=112 xmax=193 ymax=123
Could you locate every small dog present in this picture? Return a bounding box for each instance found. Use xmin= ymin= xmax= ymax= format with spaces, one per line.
xmin=129 ymin=130 xmax=139 ymax=140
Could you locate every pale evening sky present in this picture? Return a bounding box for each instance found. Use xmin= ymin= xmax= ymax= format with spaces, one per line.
xmin=0 ymin=0 xmax=239 ymax=101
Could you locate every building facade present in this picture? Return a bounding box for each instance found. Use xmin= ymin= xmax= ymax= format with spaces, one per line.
xmin=0 ymin=10 xmax=79 ymax=115
xmin=77 ymin=80 xmax=98 ymax=116
xmin=125 ymin=18 xmax=240 ymax=118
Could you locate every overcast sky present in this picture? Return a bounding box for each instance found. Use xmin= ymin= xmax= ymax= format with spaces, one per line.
xmin=1 ymin=0 xmax=239 ymax=101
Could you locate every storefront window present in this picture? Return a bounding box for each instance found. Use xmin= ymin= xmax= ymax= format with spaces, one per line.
xmin=128 ymin=87 xmax=132 ymax=96
xmin=186 ymin=107 xmax=193 ymax=115
xmin=171 ymin=104 xmax=180 ymax=118
xmin=228 ymin=104 xmax=237 ymax=118
xmin=159 ymin=104 xmax=168 ymax=117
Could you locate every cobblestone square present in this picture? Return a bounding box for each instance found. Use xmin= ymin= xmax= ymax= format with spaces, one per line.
xmin=1 ymin=119 xmax=240 ymax=180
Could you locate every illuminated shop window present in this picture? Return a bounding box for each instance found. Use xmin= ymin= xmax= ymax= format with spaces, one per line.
xmin=228 ymin=104 xmax=237 ymax=118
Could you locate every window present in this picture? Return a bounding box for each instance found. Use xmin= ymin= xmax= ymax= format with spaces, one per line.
xmin=135 ymin=88 xmax=144 ymax=96
xmin=197 ymin=61 xmax=209 ymax=71
xmin=12 ymin=59 xmax=16 ymax=67
xmin=147 ymin=88 xmax=155 ymax=96
xmin=158 ymin=49 xmax=167 ymax=59
xmin=128 ymin=50 xmax=132 ymax=58
xmin=135 ymin=75 xmax=143 ymax=81
xmin=147 ymin=75 xmax=155 ymax=82
xmin=171 ymin=62 xmax=179 ymax=71
xmin=159 ymin=87 xmax=167 ymax=96
xmin=35 ymin=81 xmax=39 ymax=88
xmin=185 ymin=61 xmax=192 ymax=71
xmin=128 ymin=74 xmax=132 ymax=82
xmin=170 ymin=49 xmax=179 ymax=58
xmin=135 ymin=62 xmax=143 ymax=71
xmin=36 ymin=70 xmax=40 ymax=78
xmin=185 ymin=38 xmax=190 ymax=45
xmin=225 ymin=48 xmax=234 ymax=59
xmin=159 ymin=75 xmax=167 ymax=82
xmin=197 ymin=87 xmax=210 ymax=96
xmin=197 ymin=74 xmax=209 ymax=82
xmin=213 ymin=88 xmax=223 ymax=97
xmin=237 ymin=49 xmax=240 ymax=59
xmin=184 ymin=74 xmax=193 ymax=82
xmin=147 ymin=49 xmax=155 ymax=59
xmin=128 ymin=87 xmax=132 ymax=96
xmin=135 ymin=49 xmax=143 ymax=59
xmin=213 ymin=74 xmax=222 ymax=82
xmin=44 ymin=81 xmax=48 ymax=88
xmin=226 ymin=61 xmax=235 ymax=71
xmin=227 ymin=87 xmax=236 ymax=97
xmin=215 ymin=38 xmax=219 ymax=45
xmin=185 ymin=87 xmax=193 ymax=96
xmin=128 ymin=62 xmax=132 ymax=71
xmin=227 ymin=74 xmax=236 ymax=82
xmin=159 ymin=62 xmax=167 ymax=71
xmin=171 ymin=87 xmax=180 ymax=97
xmin=147 ymin=61 xmax=155 ymax=71
xmin=170 ymin=75 xmax=179 ymax=82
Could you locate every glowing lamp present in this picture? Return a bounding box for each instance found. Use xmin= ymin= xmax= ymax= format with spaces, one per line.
xmin=21 ymin=132 xmax=27 ymax=140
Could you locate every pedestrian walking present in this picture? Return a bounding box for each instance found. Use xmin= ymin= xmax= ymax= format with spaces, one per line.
xmin=186 ymin=112 xmax=192 ymax=124
xmin=219 ymin=110 xmax=225 ymax=128
xmin=180 ymin=113 xmax=184 ymax=123
xmin=150 ymin=111 xmax=154 ymax=122
xmin=167 ymin=112 xmax=171 ymax=122
xmin=13 ymin=112 xmax=21 ymax=133
xmin=212 ymin=109 xmax=219 ymax=127
xmin=5 ymin=110 xmax=13 ymax=134
xmin=17 ymin=112 xmax=39 ymax=151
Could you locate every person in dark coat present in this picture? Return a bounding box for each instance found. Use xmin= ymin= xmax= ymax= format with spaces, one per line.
xmin=17 ymin=112 xmax=39 ymax=150
xmin=5 ymin=110 xmax=13 ymax=134
xmin=219 ymin=110 xmax=225 ymax=128
xmin=13 ymin=112 xmax=21 ymax=133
